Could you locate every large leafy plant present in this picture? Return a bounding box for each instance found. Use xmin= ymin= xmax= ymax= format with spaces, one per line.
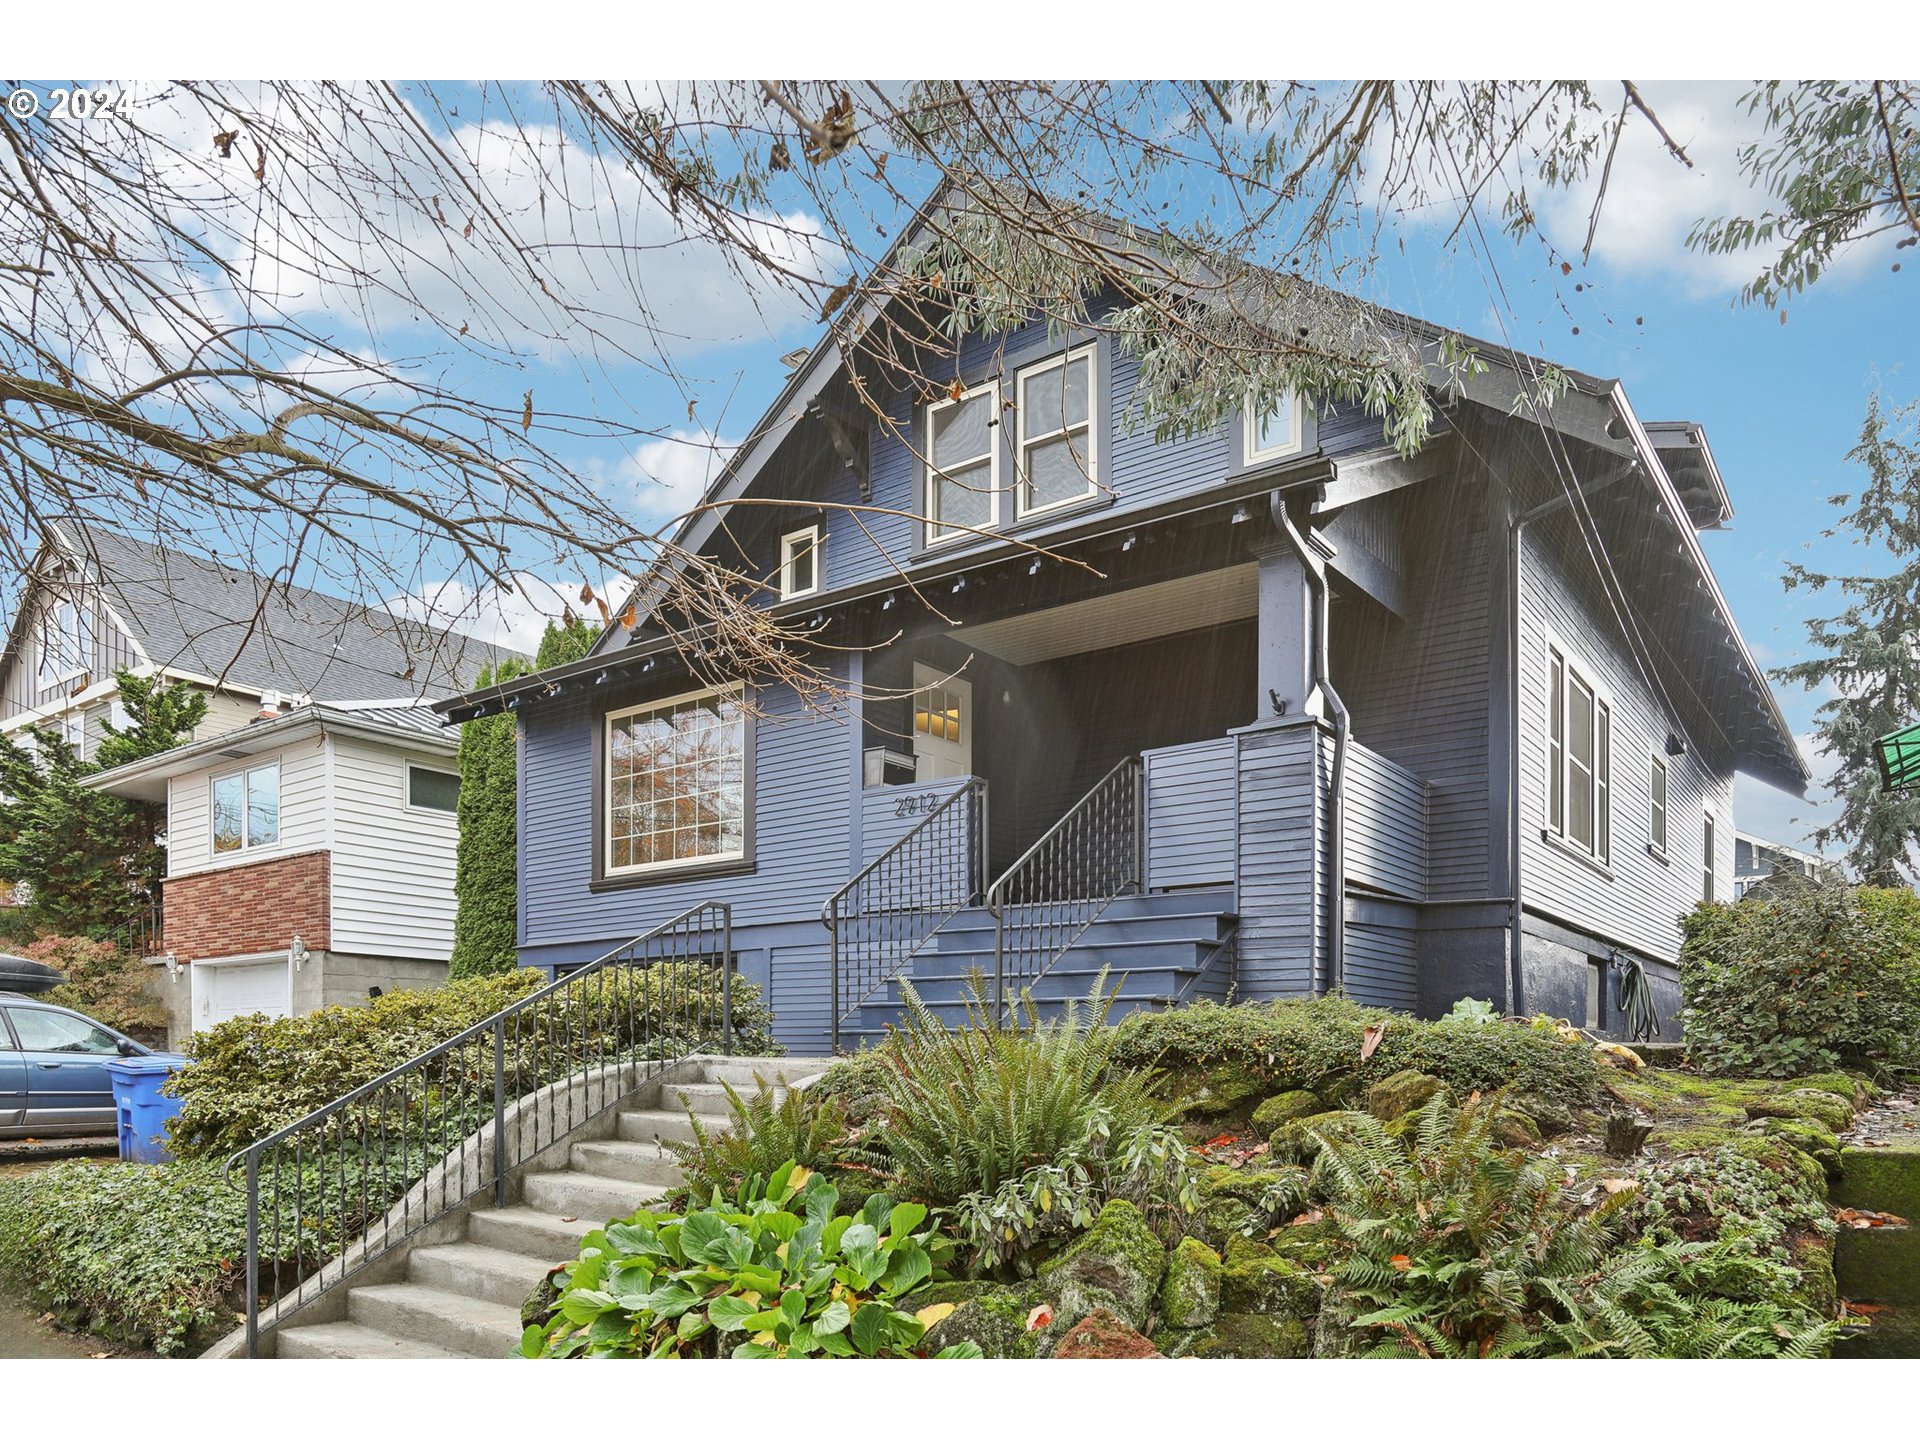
xmin=863 ymin=977 xmax=1194 ymax=1270
xmin=674 ymin=1075 xmax=849 ymax=1202
xmin=521 ymin=1163 xmax=979 ymax=1359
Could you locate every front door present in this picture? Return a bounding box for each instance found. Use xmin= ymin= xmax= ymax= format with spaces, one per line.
xmin=911 ymin=664 xmax=973 ymax=781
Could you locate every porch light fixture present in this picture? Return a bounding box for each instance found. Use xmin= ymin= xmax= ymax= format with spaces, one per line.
xmin=1665 ymin=733 xmax=1687 ymax=758
xmin=291 ymin=936 xmax=309 ymax=971
xmin=881 ymin=593 xmax=897 ymax=611
xmin=1121 ymin=533 xmax=1137 ymax=551
xmin=642 ymin=658 xmax=658 ymax=673
xmin=1230 ymin=503 xmax=1252 ymax=524
xmin=505 ymin=694 xmax=521 ymax=711
xmin=1028 ymin=558 xmax=1043 ymax=576
xmin=1876 ymin=722 xmax=1920 ymax=792
xmin=594 ymin=669 xmax=610 ymax=685
xmin=163 ymin=952 xmax=181 ymax=982
xmin=951 ymin=576 xmax=967 ymax=595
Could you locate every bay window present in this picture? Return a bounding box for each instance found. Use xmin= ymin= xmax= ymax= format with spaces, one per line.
xmin=604 ymin=686 xmax=748 ymax=876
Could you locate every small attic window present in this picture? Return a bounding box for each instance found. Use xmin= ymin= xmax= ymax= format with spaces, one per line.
xmin=779 ymin=525 xmax=822 ymax=600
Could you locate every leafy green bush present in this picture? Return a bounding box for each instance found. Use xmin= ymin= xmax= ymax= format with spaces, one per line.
xmin=29 ymin=933 xmax=168 ymax=1042
xmin=167 ymin=963 xmax=779 ymax=1157
xmin=521 ymin=1162 xmax=978 ymax=1358
xmin=1108 ymin=993 xmax=1603 ymax=1113
xmin=858 ymin=979 xmax=1194 ymax=1271
xmin=675 ymin=1076 xmax=849 ymax=1202
xmin=1305 ymin=1092 xmax=1843 ymax=1358
xmin=0 ymin=1159 xmax=255 ymax=1354
xmin=1680 ymin=881 xmax=1920 ymax=1077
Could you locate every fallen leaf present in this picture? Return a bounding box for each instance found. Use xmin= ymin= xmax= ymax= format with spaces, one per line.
xmin=521 ymin=389 xmax=534 ymax=433
xmin=1359 ymin=1022 xmax=1387 ymax=1062
xmin=1389 ymin=1254 xmax=1412 ymax=1272
xmin=1601 ymin=1176 xmax=1639 ymax=1195
xmin=914 ymin=1302 xmax=956 ymax=1329
xmin=946 ymin=377 xmax=966 ymax=403
xmin=1026 ymin=1303 xmax=1054 ymax=1331
xmin=1291 ymin=1208 xmax=1324 ymax=1227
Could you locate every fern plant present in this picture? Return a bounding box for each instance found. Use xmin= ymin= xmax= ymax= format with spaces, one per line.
xmin=674 ymin=1074 xmax=848 ymax=1201
xmin=866 ymin=973 xmax=1194 ymax=1270
xmin=1308 ymin=1090 xmax=1848 ymax=1358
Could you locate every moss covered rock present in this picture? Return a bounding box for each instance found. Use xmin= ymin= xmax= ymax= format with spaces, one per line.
xmin=1491 ymin=1108 xmax=1543 ymax=1149
xmin=1651 ymin=1126 xmax=1829 ymax=1196
xmin=1051 ymin=1307 xmax=1161 ymax=1359
xmin=1367 ymin=1071 xmax=1447 ymax=1123
xmin=920 ymin=1282 xmax=1050 ymax=1359
xmin=1251 ymin=1089 xmax=1326 ymax=1131
xmin=1159 ymin=1064 xmax=1276 ymax=1120
xmin=1746 ymin=1116 xmax=1845 ymax=1180
xmin=1746 ymin=1088 xmax=1857 ymax=1134
xmin=1156 ymin=1311 xmax=1311 ymax=1358
xmin=1272 ymin=1109 xmax=1367 ymax=1164
xmin=1038 ymin=1198 xmax=1167 ymax=1332
xmin=1194 ymin=1163 xmax=1309 ymax=1243
xmin=1160 ymin=1237 xmax=1222 ymax=1329
xmin=1834 ymin=1139 xmax=1920 ymax=1218
xmin=1220 ymin=1235 xmax=1325 ymax=1321
xmin=1508 ymin=1091 xmax=1575 ymax=1137
xmin=520 ymin=1266 xmax=564 ymax=1331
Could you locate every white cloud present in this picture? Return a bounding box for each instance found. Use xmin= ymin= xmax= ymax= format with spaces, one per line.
xmin=615 ymin=429 xmax=740 ymax=521
xmin=1733 ymin=732 xmax=1845 ymax=853
xmin=389 ymin=571 xmax=633 ymax=656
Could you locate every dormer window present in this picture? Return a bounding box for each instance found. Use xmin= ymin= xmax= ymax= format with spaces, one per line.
xmin=778 ymin=525 xmax=822 ymax=600
xmin=37 ymin=599 xmax=90 ymax=687
xmin=1015 ymin=345 xmax=1097 ymax=517
xmin=1245 ymin=389 xmax=1306 ymax=465
xmin=925 ymin=379 xmax=1001 ymax=544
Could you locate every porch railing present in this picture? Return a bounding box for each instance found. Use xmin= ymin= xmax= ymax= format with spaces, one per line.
xmin=822 ymin=777 xmax=987 ymax=1051
xmin=988 ymin=755 xmax=1145 ymax=1015
xmin=227 ymin=900 xmax=735 ymax=1357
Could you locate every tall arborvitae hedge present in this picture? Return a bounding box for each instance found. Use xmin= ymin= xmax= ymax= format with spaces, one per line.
xmin=449 ymin=619 xmax=596 ymax=977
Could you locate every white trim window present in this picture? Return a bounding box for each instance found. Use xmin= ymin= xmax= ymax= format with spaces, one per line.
xmin=212 ymin=761 xmax=280 ymax=855
xmin=1648 ymin=753 xmax=1669 ymax=856
xmin=605 ymin=685 xmax=747 ymax=876
xmin=1546 ymin=638 xmax=1611 ymax=864
xmin=924 ymin=378 xmax=1001 ymax=544
xmin=1702 ymin=813 xmax=1717 ymax=904
xmin=1245 ymin=389 xmax=1306 ymax=465
xmin=1014 ymin=345 xmax=1097 ymax=518
xmin=37 ymin=599 xmax=91 ymax=687
xmin=778 ymin=525 xmax=822 ymax=600
xmin=407 ymin=764 xmax=461 ymax=814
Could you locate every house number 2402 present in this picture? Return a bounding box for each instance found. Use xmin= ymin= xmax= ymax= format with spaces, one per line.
xmin=893 ymin=793 xmax=941 ymax=819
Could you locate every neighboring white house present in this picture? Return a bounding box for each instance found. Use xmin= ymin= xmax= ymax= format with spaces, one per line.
xmin=1733 ymin=830 xmax=1843 ymax=900
xmin=87 ymin=700 xmax=468 ymax=1043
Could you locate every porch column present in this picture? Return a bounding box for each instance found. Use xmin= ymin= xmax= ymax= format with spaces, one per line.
xmin=1253 ymin=539 xmax=1320 ymax=723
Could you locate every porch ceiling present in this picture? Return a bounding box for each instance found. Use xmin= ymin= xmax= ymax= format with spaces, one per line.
xmin=954 ymin=564 xmax=1256 ymax=666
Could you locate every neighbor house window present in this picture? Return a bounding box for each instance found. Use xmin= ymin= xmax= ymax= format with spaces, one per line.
xmin=1546 ymin=639 xmax=1611 ymax=864
xmin=778 ymin=525 xmax=822 ymax=599
xmin=212 ymin=762 xmax=280 ymax=854
xmin=1015 ymin=346 xmax=1097 ymax=517
xmin=407 ymin=765 xmax=461 ymax=814
xmin=605 ymin=686 xmax=747 ymax=875
xmin=1245 ymin=389 xmax=1305 ymax=464
xmin=37 ymin=600 xmax=90 ymax=686
xmin=1702 ymin=814 xmax=1717 ymax=904
xmin=1648 ymin=754 xmax=1669 ymax=856
xmin=924 ymin=379 xmax=1001 ymax=544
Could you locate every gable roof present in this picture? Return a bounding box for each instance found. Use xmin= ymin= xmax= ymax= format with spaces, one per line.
xmin=37 ymin=521 xmax=522 ymax=704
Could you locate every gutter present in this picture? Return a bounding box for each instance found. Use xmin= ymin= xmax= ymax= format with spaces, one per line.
xmin=83 ymin=706 xmax=456 ymax=796
xmin=1272 ymin=488 xmax=1351 ymax=995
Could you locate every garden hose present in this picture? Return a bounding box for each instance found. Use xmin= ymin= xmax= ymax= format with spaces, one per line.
xmin=1610 ymin=950 xmax=1662 ymax=1044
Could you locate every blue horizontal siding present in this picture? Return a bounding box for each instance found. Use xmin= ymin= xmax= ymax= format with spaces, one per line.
xmin=1344 ymin=743 xmax=1428 ymax=901
xmin=1144 ymin=736 xmax=1236 ymax=890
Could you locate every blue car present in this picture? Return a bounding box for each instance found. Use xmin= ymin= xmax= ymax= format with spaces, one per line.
xmin=0 ymin=995 xmax=176 ymax=1139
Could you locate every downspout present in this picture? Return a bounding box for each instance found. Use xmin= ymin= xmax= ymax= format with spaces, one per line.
xmin=1273 ymin=489 xmax=1351 ymax=995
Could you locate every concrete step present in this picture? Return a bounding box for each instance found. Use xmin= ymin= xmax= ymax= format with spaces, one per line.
xmin=617 ymin=1108 xmax=704 ymax=1146
xmin=276 ymin=1320 xmax=470 ymax=1360
xmin=930 ymin=914 xmax=1233 ymax=951
xmin=848 ymin=991 xmax=1170 ymax=1039
xmin=879 ymin=964 xmax=1190 ymax=1006
xmin=348 ymin=1283 xmax=524 ymax=1358
xmin=932 ymin=889 xmax=1235 ymax=934
xmin=409 ymin=1242 xmax=556 ymax=1309
xmin=698 ymin=1058 xmax=832 ymax=1087
xmin=570 ymin=1138 xmax=684 ymax=1187
xmin=896 ymin=948 xmax=1204 ymax=987
xmin=467 ymin=1205 xmax=602 ymax=1263
xmin=661 ymin=1080 xmax=781 ymax=1116
xmin=522 ymin=1168 xmax=669 ymax=1224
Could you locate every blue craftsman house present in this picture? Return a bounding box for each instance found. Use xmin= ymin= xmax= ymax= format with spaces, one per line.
xmin=437 ymin=219 xmax=1806 ymax=1055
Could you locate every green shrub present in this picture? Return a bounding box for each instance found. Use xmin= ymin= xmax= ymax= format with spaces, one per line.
xmin=1305 ymin=1092 xmax=1843 ymax=1358
xmin=1680 ymin=881 xmax=1920 ymax=1077
xmin=0 ymin=1159 xmax=257 ymax=1354
xmin=858 ymin=978 xmax=1194 ymax=1272
xmin=29 ymin=933 xmax=168 ymax=1042
xmin=167 ymin=963 xmax=779 ymax=1157
xmin=521 ymin=1161 xmax=978 ymax=1358
xmin=1108 ymin=993 xmax=1603 ymax=1113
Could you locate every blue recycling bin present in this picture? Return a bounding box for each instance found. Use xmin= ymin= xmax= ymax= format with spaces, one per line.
xmin=107 ymin=1054 xmax=190 ymax=1164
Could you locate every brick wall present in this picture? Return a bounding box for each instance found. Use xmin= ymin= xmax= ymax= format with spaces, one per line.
xmin=163 ymin=850 xmax=330 ymax=963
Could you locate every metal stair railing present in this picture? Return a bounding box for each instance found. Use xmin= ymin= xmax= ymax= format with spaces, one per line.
xmin=988 ymin=755 xmax=1145 ymax=1017
xmin=821 ymin=777 xmax=987 ymax=1051
xmin=226 ymin=900 xmax=735 ymax=1357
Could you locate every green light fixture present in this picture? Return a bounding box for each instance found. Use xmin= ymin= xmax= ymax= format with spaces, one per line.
xmin=1875 ymin=722 xmax=1920 ymax=792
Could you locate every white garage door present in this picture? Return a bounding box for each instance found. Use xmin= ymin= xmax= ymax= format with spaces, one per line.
xmin=196 ymin=960 xmax=291 ymax=1031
